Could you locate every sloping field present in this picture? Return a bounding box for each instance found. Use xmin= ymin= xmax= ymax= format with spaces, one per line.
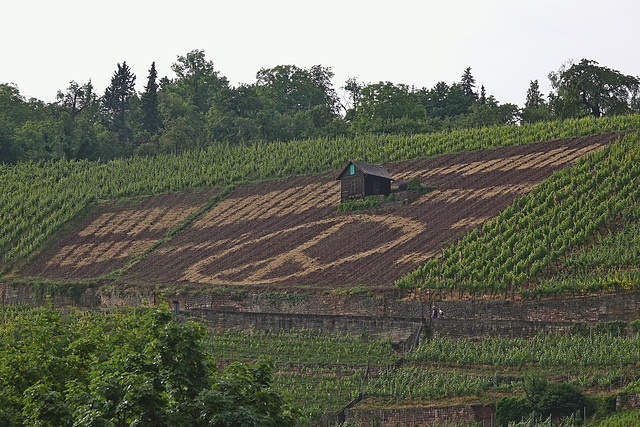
xmin=23 ymin=189 xmax=219 ymax=279
xmin=23 ymin=134 xmax=617 ymax=292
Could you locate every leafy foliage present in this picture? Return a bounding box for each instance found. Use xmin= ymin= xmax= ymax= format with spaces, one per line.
xmin=495 ymin=396 xmax=529 ymax=426
xmin=337 ymin=196 xmax=381 ymax=213
xmin=549 ymin=59 xmax=640 ymax=119
xmin=406 ymin=177 xmax=425 ymax=194
xmin=592 ymin=410 xmax=640 ymax=427
xmin=0 ymin=304 xmax=297 ymax=426
xmin=496 ymin=376 xmax=589 ymax=425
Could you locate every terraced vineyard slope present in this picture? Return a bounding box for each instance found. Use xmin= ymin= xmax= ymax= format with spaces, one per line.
xmin=21 ymin=134 xmax=618 ymax=293
xmin=2 ymin=115 xmax=638 ymax=273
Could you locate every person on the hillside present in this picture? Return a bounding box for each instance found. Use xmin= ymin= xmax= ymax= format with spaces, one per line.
xmin=432 ymin=306 xmax=437 ymax=319
xmin=439 ymin=308 xmax=444 ymax=318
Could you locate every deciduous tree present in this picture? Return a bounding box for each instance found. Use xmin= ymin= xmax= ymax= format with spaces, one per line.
xmin=171 ymin=49 xmax=228 ymax=114
xmin=549 ymin=59 xmax=640 ymax=118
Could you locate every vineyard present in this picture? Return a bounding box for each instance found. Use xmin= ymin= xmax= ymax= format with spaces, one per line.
xmin=15 ymin=133 xmax=619 ymax=295
xmin=396 ymin=132 xmax=640 ymax=298
xmin=1 ymin=114 xmax=639 ymax=275
xmin=202 ymin=323 xmax=640 ymax=425
xmin=1 ymin=304 xmax=639 ymax=425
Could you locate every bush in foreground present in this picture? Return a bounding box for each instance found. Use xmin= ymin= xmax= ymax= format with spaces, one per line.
xmin=0 ymin=303 xmax=297 ymax=426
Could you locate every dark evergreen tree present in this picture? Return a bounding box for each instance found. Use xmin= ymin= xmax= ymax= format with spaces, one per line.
xmin=479 ymin=85 xmax=486 ymax=105
xmin=522 ymin=79 xmax=550 ymax=123
xmin=460 ymin=67 xmax=477 ymax=100
xmin=524 ymin=79 xmax=544 ymax=109
xmin=141 ymin=62 xmax=161 ymax=135
xmin=102 ymin=61 xmax=136 ymax=134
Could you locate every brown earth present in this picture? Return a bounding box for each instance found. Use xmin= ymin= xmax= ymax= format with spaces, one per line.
xmin=22 ymin=189 xmax=219 ymax=279
xmin=23 ymin=134 xmax=619 ymax=293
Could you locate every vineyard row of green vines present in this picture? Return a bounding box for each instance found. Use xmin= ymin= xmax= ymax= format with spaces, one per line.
xmin=396 ymin=131 xmax=640 ymax=298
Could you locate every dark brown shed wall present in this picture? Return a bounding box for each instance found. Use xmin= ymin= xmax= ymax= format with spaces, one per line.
xmin=340 ymin=170 xmax=366 ymax=199
xmin=364 ymin=175 xmax=391 ymax=197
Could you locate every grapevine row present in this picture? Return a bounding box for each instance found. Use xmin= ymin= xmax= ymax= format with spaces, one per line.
xmin=396 ymin=131 xmax=640 ymax=297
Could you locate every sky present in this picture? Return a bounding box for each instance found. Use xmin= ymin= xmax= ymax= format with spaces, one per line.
xmin=3 ymin=0 xmax=640 ymax=108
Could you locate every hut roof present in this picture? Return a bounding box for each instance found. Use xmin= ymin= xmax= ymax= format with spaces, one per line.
xmin=336 ymin=160 xmax=394 ymax=181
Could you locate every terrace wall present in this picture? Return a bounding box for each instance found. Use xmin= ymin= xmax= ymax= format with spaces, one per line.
xmin=617 ymin=392 xmax=640 ymax=411
xmin=158 ymin=291 xmax=640 ymax=322
xmin=330 ymin=404 xmax=495 ymax=427
xmin=174 ymin=291 xmax=640 ymax=339
xmin=2 ymin=283 xmax=640 ymax=340
xmin=188 ymin=309 xmax=425 ymax=346
xmin=172 ymin=292 xmax=640 ymax=324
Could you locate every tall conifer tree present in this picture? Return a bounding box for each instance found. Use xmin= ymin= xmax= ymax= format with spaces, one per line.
xmin=460 ymin=67 xmax=477 ymax=99
xmin=103 ymin=61 xmax=136 ymax=134
xmin=141 ymin=62 xmax=161 ymax=135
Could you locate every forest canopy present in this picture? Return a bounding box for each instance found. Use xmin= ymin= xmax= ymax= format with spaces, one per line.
xmin=1 ymin=52 xmax=639 ymax=164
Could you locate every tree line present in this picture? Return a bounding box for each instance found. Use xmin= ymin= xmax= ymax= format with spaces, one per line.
xmin=1 ymin=51 xmax=639 ymax=164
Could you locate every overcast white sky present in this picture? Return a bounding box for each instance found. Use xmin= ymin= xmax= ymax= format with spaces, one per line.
xmin=3 ymin=0 xmax=640 ymax=107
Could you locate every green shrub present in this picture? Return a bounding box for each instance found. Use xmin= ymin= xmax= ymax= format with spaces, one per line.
xmin=625 ymin=378 xmax=640 ymax=392
xmin=406 ymin=177 xmax=425 ymax=194
xmin=337 ymin=196 xmax=381 ymax=213
xmin=496 ymin=396 xmax=529 ymax=426
xmin=524 ymin=376 xmax=590 ymax=420
xmin=594 ymin=321 xmax=627 ymax=337
xmin=594 ymin=393 xmax=617 ymax=419
xmin=569 ymin=322 xmax=590 ymax=337
xmin=630 ymin=319 xmax=640 ymax=335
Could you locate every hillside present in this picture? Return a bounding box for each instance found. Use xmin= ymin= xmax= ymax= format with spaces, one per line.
xmin=17 ymin=133 xmax=618 ymax=295
xmin=1 ymin=115 xmax=638 ymax=276
xmin=4 ymin=118 xmax=640 ymax=426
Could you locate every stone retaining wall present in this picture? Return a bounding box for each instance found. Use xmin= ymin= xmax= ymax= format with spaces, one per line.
xmin=188 ymin=309 xmax=425 ymax=345
xmin=2 ymin=283 xmax=640 ymax=340
xmin=334 ymin=404 xmax=495 ymax=427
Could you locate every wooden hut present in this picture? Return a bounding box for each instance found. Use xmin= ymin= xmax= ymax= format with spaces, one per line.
xmin=336 ymin=160 xmax=394 ymax=200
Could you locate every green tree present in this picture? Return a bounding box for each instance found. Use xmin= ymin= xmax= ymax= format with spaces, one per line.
xmin=478 ymin=85 xmax=486 ymax=105
xmin=195 ymin=359 xmax=297 ymax=427
xmin=140 ymin=62 xmax=161 ymax=136
xmin=0 ymin=114 xmax=18 ymax=164
xmin=56 ymin=80 xmax=99 ymax=118
xmin=549 ymin=58 xmax=640 ymax=118
xmin=205 ymin=84 xmax=263 ymax=144
xmin=102 ymin=61 xmax=137 ymax=143
xmin=418 ymin=82 xmax=470 ymax=119
xmin=256 ymin=64 xmax=336 ymax=114
xmin=0 ymin=83 xmax=50 ymax=163
xmin=158 ymin=91 xmax=204 ymax=153
xmin=0 ymin=304 xmax=298 ymax=426
xmin=467 ymin=95 xmax=520 ymax=126
xmin=254 ymin=64 xmax=339 ymax=140
xmin=521 ymin=79 xmax=550 ymax=123
xmin=342 ymin=77 xmax=364 ymax=118
xmin=351 ymin=81 xmax=425 ymax=133
xmin=460 ymin=66 xmax=477 ymax=100
xmin=171 ymin=49 xmax=228 ymax=114
xmin=53 ymin=80 xmax=101 ymax=159
xmin=524 ymin=376 xmax=589 ymax=419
